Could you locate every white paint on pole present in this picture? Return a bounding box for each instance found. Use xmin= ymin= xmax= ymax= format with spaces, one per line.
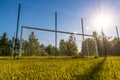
xmin=19 ymin=27 xmax=23 ymax=58
xmin=94 ymin=38 xmax=98 ymax=57
xmin=12 ymin=32 xmax=15 ymax=56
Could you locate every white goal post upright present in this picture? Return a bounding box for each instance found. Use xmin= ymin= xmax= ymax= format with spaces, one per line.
xmin=19 ymin=26 xmax=24 ymax=58
xmin=19 ymin=26 xmax=98 ymax=58
xmin=94 ymin=39 xmax=98 ymax=57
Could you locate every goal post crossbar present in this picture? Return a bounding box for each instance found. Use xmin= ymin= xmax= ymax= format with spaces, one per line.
xmin=22 ymin=26 xmax=93 ymax=36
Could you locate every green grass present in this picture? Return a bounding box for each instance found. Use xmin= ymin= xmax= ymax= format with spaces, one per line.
xmin=0 ymin=56 xmax=120 ymax=80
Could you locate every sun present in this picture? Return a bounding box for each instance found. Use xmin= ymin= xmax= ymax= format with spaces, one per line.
xmin=92 ymin=12 xmax=113 ymax=32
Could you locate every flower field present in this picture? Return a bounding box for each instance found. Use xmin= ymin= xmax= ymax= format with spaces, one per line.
xmin=0 ymin=56 xmax=120 ymax=80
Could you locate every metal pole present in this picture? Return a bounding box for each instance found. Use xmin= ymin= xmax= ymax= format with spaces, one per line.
xmin=102 ymin=28 xmax=107 ymax=57
xmin=81 ymin=18 xmax=85 ymax=56
xmin=16 ymin=4 xmax=21 ymax=39
xmin=12 ymin=32 xmax=15 ymax=56
xmin=81 ymin=18 xmax=84 ymax=42
xmin=15 ymin=4 xmax=21 ymax=57
xmin=55 ymin=12 xmax=57 ymax=55
xmin=19 ymin=27 xmax=23 ymax=58
xmin=116 ymin=26 xmax=119 ymax=41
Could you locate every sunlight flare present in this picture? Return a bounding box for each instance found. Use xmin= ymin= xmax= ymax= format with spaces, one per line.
xmin=91 ymin=12 xmax=114 ymax=32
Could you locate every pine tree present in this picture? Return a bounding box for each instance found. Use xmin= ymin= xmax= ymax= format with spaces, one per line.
xmin=67 ymin=34 xmax=78 ymax=56
xmin=45 ymin=45 xmax=54 ymax=55
xmin=0 ymin=32 xmax=10 ymax=55
xmin=28 ymin=32 xmax=40 ymax=56
xmin=59 ymin=39 xmax=67 ymax=55
xmin=59 ymin=35 xmax=78 ymax=56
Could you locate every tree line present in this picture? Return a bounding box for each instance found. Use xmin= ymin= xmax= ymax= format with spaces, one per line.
xmin=82 ymin=32 xmax=120 ymax=56
xmin=22 ymin=32 xmax=78 ymax=56
xmin=0 ymin=31 xmax=120 ymax=56
xmin=0 ymin=32 xmax=78 ymax=56
xmin=0 ymin=32 xmax=19 ymax=56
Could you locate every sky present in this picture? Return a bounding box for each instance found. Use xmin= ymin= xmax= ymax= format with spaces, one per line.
xmin=0 ymin=0 xmax=120 ymax=51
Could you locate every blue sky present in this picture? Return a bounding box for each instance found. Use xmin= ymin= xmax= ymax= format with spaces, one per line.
xmin=0 ymin=0 xmax=120 ymax=50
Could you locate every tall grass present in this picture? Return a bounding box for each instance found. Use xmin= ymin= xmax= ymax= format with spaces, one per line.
xmin=0 ymin=56 xmax=119 ymax=80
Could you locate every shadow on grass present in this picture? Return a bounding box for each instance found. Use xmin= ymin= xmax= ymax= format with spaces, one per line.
xmin=74 ymin=57 xmax=106 ymax=80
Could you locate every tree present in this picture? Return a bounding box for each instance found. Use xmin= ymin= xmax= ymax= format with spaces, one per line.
xmin=59 ymin=34 xmax=78 ymax=56
xmin=45 ymin=44 xmax=59 ymax=56
xmin=23 ymin=32 xmax=57 ymax=56
xmin=53 ymin=46 xmax=60 ymax=56
xmin=22 ymin=40 xmax=29 ymax=55
xmin=67 ymin=34 xmax=78 ymax=56
xmin=81 ymin=31 xmax=108 ymax=57
xmin=82 ymin=38 xmax=96 ymax=56
xmin=9 ymin=40 xmax=13 ymax=54
xmin=0 ymin=32 xmax=10 ymax=55
xmin=103 ymin=36 xmax=113 ymax=56
xmin=112 ymin=38 xmax=120 ymax=55
xmin=39 ymin=44 xmax=48 ymax=56
xmin=45 ymin=44 xmax=54 ymax=55
xmin=28 ymin=32 xmax=40 ymax=56
xmin=81 ymin=38 xmax=95 ymax=56
xmin=81 ymin=40 xmax=86 ymax=56
xmin=59 ymin=39 xmax=67 ymax=55
xmin=92 ymin=31 xmax=115 ymax=56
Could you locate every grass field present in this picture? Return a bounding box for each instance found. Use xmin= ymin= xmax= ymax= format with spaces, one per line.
xmin=0 ymin=56 xmax=120 ymax=80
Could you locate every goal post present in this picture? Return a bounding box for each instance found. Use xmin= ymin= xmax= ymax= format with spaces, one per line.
xmin=19 ymin=26 xmax=98 ymax=58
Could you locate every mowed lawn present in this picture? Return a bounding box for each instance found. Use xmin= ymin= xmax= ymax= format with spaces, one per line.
xmin=0 ymin=56 xmax=120 ymax=80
